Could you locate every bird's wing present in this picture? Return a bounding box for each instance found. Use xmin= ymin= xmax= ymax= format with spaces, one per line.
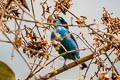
xmin=57 ymin=17 xmax=69 ymax=29
xmin=70 ymin=33 xmax=79 ymax=49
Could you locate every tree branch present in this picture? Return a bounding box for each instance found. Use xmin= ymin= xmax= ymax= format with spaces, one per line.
xmin=39 ymin=53 xmax=94 ymax=80
xmin=38 ymin=43 xmax=112 ymax=80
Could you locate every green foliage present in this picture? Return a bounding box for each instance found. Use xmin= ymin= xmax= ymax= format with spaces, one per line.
xmin=0 ymin=61 xmax=15 ymax=80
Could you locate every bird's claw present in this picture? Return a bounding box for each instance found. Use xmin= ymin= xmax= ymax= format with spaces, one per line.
xmin=74 ymin=59 xmax=79 ymax=65
xmin=63 ymin=64 xmax=68 ymax=70
xmin=74 ymin=59 xmax=87 ymax=70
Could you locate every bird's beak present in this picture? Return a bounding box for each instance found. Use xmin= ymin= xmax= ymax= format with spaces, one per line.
xmin=53 ymin=19 xmax=59 ymax=23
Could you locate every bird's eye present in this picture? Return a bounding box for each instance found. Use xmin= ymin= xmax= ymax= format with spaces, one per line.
xmin=58 ymin=17 xmax=62 ymax=20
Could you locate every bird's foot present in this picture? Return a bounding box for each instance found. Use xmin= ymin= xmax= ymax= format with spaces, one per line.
xmin=74 ymin=59 xmax=79 ymax=65
xmin=63 ymin=64 xmax=68 ymax=70
xmin=74 ymin=59 xmax=87 ymax=70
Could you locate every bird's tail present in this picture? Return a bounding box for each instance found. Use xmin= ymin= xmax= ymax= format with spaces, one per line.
xmin=80 ymin=63 xmax=87 ymax=70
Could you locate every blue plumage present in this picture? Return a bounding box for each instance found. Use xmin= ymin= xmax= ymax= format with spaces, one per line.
xmin=51 ymin=16 xmax=87 ymax=69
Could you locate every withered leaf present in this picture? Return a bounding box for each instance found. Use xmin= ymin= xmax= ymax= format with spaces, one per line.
xmin=20 ymin=0 xmax=30 ymax=11
xmin=6 ymin=0 xmax=13 ymax=9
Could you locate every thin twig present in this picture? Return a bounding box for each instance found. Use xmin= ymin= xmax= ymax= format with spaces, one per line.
xmin=0 ymin=29 xmax=31 ymax=70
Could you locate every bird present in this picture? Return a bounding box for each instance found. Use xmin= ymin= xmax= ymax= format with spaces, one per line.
xmin=51 ymin=16 xmax=87 ymax=69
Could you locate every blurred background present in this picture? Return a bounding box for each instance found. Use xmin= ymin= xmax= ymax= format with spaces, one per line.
xmin=0 ymin=0 xmax=120 ymax=80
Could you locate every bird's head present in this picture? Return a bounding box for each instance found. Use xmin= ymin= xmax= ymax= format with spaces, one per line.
xmin=56 ymin=16 xmax=67 ymax=24
xmin=55 ymin=16 xmax=68 ymax=29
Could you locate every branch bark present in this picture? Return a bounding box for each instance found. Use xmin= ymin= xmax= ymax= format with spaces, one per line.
xmin=38 ymin=44 xmax=114 ymax=80
xmin=39 ymin=53 xmax=94 ymax=80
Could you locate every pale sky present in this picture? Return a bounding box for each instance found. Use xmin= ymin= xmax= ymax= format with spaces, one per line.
xmin=0 ymin=0 xmax=120 ymax=80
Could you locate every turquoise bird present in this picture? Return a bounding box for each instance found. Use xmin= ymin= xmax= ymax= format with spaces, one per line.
xmin=51 ymin=16 xmax=87 ymax=69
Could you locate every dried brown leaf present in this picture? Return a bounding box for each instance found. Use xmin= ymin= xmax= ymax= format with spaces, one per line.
xmin=20 ymin=0 xmax=30 ymax=11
